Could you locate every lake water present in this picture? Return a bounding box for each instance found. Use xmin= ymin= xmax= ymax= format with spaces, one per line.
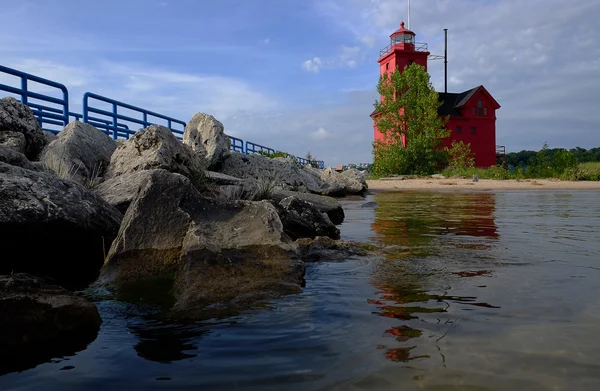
xmin=2 ymin=190 xmax=600 ymax=390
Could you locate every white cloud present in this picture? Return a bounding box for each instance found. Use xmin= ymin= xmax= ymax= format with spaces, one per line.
xmin=311 ymin=127 xmax=331 ymax=141
xmin=302 ymin=57 xmax=322 ymax=73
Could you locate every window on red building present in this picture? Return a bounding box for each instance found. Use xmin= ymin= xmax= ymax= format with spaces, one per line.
xmin=484 ymin=107 xmax=488 ymax=116
xmin=477 ymin=100 xmax=483 ymax=116
xmin=456 ymin=126 xmax=462 ymax=134
xmin=471 ymin=127 xmax=476 ymax=134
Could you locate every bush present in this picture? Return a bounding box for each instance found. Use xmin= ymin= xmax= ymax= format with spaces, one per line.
xmin=446 ymin=140 xmax=475 ymax=169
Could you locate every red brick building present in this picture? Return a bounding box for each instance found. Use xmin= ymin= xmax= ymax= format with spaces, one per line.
xmin=372 ymin=22 xmax=501 ymax=167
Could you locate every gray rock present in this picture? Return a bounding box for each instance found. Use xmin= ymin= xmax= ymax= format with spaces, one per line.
xmin=0 ymin=97 xmax=47 ymax=160
xmin=96 ymin=170 xmax=303 ymax=312
xmin=207 ymin=170 xmax=244 ymax=186
xmin=40 ymin=122 xmax=117 ymax=186
xmin=0 ymin=273 xmax=101 ymax=375
xmin=0 ymin=131 xmax=26 ymax=154
xmin=0 ymin=162 xmax=122 ymax=289
xmin=43 ymin=131 xmax=58 ymax=144
xmin=270 ymin=190 xmax=345 ymax=224
xmin=220 ymin=152 xmax=323 ymax=194
xmin=430 ymin=174 xmax=445 ymax=179
xmin=319 ymin=167 xmax=347 ymax=196
xmin=360 ymin=201 xmax=379 ymax=208
xmin=340 ymin=168 xmax=368 ymax=194
xmin=275 ymin=196 xmax=340 ymax=240
xmin=296 ymin=236 xmax=373 ymax=262
xmin=94 ymin=169 xmax=159 ymax=214
xmin=183 ymin=113 xmax=230 ymax=170
xmin=0 ymin=145 xmax=37 ymax=170
xmin=105 ymin=125 xmax=202 ymax=179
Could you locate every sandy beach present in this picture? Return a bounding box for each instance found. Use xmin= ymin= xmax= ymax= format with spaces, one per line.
xmin=366 ymin=177 xmax=600 ymax=191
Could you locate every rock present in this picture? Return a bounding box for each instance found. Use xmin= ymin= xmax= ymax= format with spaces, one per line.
xmin=105 ymin=125 xmax=202 ymax=179
xmin=94 ymin=169 xmax=159 ymax=214
xmin=430 ymin=174 xmax=445 ymax=179
xmin=43 ymin=131 xmax=58 ymax=144
xmin=0 ymin=273 xmax=101 ymax=375
xmin=220 ymin=152 xmax=323 ymax=194
xmin=270 ymin=190 xmax=345 ymax=224
xmin=206 ymin=170 xmax=244 ymax=186
xmin=0 ymin=97 xmax=47 ymax=159
xmin=296 ymin=237 xmax=375 ymax=262
xmin=340 ymin=168 xmax=368 ymax=194
xmin=40 ymin=122 xmax=117 ymax=186
xmin=183 ymin=113 xmax=230 ymax=170
xmin=0 ymin=145 xmax=38 ymax=170
xmin=319 ymin=167 xmax=348 ymax=196
xmin=0 ymin=131 xmax=26 ymax=154
xmin=0 ymin=162 xmax=122 ymax=289
xmin=96 ymin=170 xmax=303 ymax=312
xmin=275 ymin=196 xmax=340 ymax=240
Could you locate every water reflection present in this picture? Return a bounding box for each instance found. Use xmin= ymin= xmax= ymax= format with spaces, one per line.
xmin=371 ymin=192 xmax=499 ymax=249
xmin=129 ymin=320 xmax=207 ymax=363
xmin=369 ymin=192 xmax=502 ymax=364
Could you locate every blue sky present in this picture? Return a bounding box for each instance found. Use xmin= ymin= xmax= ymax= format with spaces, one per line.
xmin=1 ymin=0 xmax=599 ymax=165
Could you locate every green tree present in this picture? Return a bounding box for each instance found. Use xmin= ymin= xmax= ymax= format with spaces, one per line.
xmin=372 ymin=63 xmax=450 ymax=176
xmin=446 ymin=140 xmax=475 ymax=169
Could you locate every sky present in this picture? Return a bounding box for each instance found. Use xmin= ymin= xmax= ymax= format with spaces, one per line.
xmin=1 ymin=0 xmax=599 ymax=166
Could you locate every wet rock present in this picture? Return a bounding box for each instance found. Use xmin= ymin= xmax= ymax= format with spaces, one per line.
xmin=275 ymin=196 xmax=340 ymax=240
xmin=96 ymin=170 xmax=304 ymax=312
xmin=270 ymin=190 xmax=345 ymax=224
xmin=219 ymin=152 xmax=323 ymax=194
xmin=361 ymin=201 xmax=379 ymax=208
xmin=105 ymin=124 xmax=202 ymax=179
xmin=0 ymin=273 xmax=101 ymax=375
xmin=40 ymin=121 xmax=117 ymax=186
xmin=183 ymin=113 xmax=229 ymax=170
xmin=0 ymin=97 xmax=47 ymax=159
xmin=296 ymin=236 xmax=375 ymax=262
xmin=0 ymin=162 xmax=122 ymax=288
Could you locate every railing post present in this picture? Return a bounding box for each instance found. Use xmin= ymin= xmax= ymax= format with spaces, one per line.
xmin=112 ymin=103 xmax=118 ymax=140
xmin=143 ymin=112 xmax=147 ymax=127
xmin=20 ymin=77 xmax=28 ymax=105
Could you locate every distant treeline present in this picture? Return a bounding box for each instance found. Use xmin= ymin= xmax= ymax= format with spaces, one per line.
xmin=506 ymin=147 xmax=600 ymax=168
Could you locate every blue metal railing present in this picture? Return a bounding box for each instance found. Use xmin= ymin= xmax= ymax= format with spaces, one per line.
xmin=229 ymin=136 xmax=244 ymax=153
xmin=245 ymin=141 xmax=275 ymax=155
xmin=1 ymin=64 xmax=325 ymax=167
xmin=82 ymin=92 xmax=186 ymax=140
xmin=0 ymin=64 xmax=69 ymax=134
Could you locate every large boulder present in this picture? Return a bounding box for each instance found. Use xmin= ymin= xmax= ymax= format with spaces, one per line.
xmin=319 ymin=167 xmax=348 ymax=196
xmin=340 ymin=168 xmax=368 ymax=194
xmin=0 ymin=97 xmax=47 ymax=159
xmin=105 ymin=125 xmax=202 ymax=179
xmin=270 ymin=190 xmax=345 ymax=225
xmin=94 ymin=169 xmax=158 ymax=214
xmin=0 ymin=162 xmax=122 ymax=289
xmin=183 ymin=113 xmax=230 ymax=170
xmin=219 ymin=152 xmax=323 ymax=194
xmin=40 ymin=121 xmax=117 ymax=186
xmin=0 ymin=273 xmax=101 ymax=375
xmin=275 ymin=196 xmax=340 ymax=240
xmin=96 ymin=170 xmax=303 ymax=312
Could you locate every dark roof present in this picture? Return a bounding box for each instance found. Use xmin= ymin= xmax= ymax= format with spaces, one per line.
xmin=438 ymin=86 xmax=480 ymax=116
xmin=371 ymin=85 xmax=493 ymax=118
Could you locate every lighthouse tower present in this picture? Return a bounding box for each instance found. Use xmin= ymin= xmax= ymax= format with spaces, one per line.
xmin=378 ymin=22 xmax=429 ymax=77
xmin=373 ymin=21 xmax=430 ymax=143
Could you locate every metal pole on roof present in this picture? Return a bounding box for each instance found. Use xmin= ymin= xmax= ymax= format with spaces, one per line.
xmin=444 ymin=28 xmax=448 ymax=93
xmin=408 ymin=0 xmax=411 ymax=29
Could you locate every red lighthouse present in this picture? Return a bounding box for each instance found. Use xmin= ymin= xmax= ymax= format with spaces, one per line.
xmin=372 ymin=22 xmax=501 ymax=168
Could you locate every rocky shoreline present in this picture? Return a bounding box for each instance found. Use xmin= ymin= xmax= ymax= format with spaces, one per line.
xmin=0 ymin=96 xmax=370 ymax=367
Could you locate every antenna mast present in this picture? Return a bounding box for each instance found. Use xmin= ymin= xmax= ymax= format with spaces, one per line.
xmin=408 ymin=0 xmax=411 ymax=29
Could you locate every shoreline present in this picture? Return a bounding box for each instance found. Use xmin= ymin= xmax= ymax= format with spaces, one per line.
xmin=366 ymin=177 xmax=600 ymax=191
